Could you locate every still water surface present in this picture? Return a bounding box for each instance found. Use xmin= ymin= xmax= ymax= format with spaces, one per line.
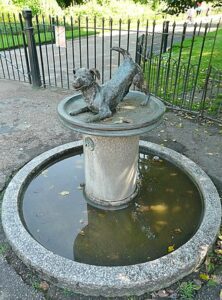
xmin=21 ymin=149 xmax=203 ymax=266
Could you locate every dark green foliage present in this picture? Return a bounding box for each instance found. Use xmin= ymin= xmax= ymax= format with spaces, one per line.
xmin=164 ymin=0 xmax=222 ymax=15
xmin=56 ymin=0 xmax=84 ymax=8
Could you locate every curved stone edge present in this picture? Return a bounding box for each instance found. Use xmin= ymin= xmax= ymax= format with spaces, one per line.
xmin=57 ymin=91 xmax=166 ymax=137
xmin=1 ymin=141 xmax=221 ymax=297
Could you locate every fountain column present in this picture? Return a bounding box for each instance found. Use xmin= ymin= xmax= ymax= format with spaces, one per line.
xmin=84 ymin=135 xmax=139 ymax=208
xmin=58 ymin=90 xmax=165 ymax=209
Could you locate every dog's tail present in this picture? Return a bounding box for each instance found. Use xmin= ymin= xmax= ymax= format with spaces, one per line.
xmin=111 ymin=47 xmax=131 ymax=59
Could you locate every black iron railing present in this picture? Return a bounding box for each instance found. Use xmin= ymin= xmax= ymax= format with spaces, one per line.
xmin=0 ymin=11 xmax=221 ymax=122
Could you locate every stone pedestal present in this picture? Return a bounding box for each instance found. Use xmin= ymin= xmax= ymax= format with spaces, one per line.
xmin=84 ymin=135 xmax=139 ymax=208
xmin=58 ymin=90 xmax=166 ymax=209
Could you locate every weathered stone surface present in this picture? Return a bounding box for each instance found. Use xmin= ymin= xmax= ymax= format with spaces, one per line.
xmin=2 ymin=141 xmax=221 ymax=297
xmin=84 ymin=135 xmax=139 ymax=207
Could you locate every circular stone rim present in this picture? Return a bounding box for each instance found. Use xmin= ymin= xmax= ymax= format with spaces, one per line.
xmin=2 ymin=141 xmax=221 ymax=297
xmin=57 ymin=91 xmax=166 ymax=137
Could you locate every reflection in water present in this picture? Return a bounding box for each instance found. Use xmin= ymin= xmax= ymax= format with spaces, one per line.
xmin=21 ymin=150 xmax=203 ymax=266
xmin=74 ymin=204 xmax=156 ymax=266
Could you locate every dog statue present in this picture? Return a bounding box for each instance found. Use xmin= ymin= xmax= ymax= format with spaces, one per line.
xmin=70 ymin=47 xmax=149 ymax=122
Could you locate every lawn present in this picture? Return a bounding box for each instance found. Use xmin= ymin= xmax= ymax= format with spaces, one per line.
xmin=144 ymin=27 xmax=222 ymax=115
xmin=0 ymin=26 xmax=94 ymax=50
xmin=170 ymin=27 xmax=222 ymax=71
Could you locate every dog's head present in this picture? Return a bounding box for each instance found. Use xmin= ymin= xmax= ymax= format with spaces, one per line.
xmin=72 ymin=68 xmax=100 ymax=90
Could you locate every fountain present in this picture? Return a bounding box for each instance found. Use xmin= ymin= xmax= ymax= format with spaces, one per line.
xmin=2 ymin=48 xmax=221 ymax=297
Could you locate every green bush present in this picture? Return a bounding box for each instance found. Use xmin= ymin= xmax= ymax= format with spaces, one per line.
xmin=11 ymin=0 xmax=63 ymax=16
xmin=65 ymin=0 xmax=163 ymax=24
xmin=0 ymin=0 xmax=20 ymax=16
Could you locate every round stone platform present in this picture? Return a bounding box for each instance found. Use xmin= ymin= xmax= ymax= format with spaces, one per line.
xmin=57 ymin=91 xmax=166 ymax=137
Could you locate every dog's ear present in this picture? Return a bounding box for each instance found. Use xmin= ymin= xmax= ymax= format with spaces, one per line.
xmin=90 ymin=68 xmax=100 ymax=80
xmin=73 ymin=69 xmax=76 ymax=75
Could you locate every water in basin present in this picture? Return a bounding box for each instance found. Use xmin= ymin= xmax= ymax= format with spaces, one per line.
xmin=20 ymin=147 xmax=203 ymax=266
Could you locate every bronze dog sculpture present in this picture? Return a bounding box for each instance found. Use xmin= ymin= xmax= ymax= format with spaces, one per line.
xmin=70 ymin=47 xmax=148 ymax=122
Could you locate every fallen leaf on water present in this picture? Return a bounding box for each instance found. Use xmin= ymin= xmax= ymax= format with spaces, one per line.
xmin=207 ymin=152 xmax=214 ymax=156
xmin=170 ymin=172 xmax=178 ymax=176
xmin=187 ymin=190 xmax=194 ymax=194
xmin=107 ymin=254 xmax=119 ymax=260
xmin=59 ymin=191 xmax=70 ymax=196
xmin=98 ymin=213 xmax=105 ymax=217
xmin=199 ymin=273 xmax=210 ymax=281
xmin=136 ymin=205 xmax=150 ymax=212
xmin=174 ymin=228 xmax=182 ymax=233
xmin=167 ymin=245 xmax=175 ymax=253
xmin=41 ymin=169 xmax=48 ymax=177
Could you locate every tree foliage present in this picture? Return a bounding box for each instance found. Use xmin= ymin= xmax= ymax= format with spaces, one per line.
xmin=164 ymin=0 xmax=222 ymax=15
xmin=12 ymin=0 xmax=62 ymax=15
xmin=56 ymin=0 xmax=83 ymax=8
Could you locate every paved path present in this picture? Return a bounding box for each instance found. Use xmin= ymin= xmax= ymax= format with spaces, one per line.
xmin=0 ymin=79 xmax=221 ymax=299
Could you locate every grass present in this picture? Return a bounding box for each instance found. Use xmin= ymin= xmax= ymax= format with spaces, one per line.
xmin=178 ymin=281 xmax=200 ymax=299
xmin=144 ymin=27 xmax=222 ymax=116
xmin=167 ymin=27 xmax=222 ymax=88
xmin=0 ymin=242 xmax=9 ymax=256
xmin=0 ymin=26 xmax=95 ymax=50
xmin=171 ymin=28 xmax=222 ymax=70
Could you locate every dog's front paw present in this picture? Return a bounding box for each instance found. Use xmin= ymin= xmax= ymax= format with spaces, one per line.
xmin=70 ymin=111 xmax=77 ymax=116
xmin=86 ymin=116 xmax=99 ymax=123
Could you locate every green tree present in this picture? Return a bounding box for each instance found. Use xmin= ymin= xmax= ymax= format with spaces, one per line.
xmin=56 ymin=0 xmax=84 ymax=8
xmin=164 ymin=0 xmax=222 ymax=15
xmin=12 ymin=0 xmax=62 ymax=15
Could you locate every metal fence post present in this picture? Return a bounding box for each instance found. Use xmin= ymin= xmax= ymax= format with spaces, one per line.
xmin=22 ymin=9 xmax=41 ymax=87
xmin=163 ymin=21 xmax=169 ymax=53
xmin=51 ymin=16 xmax=56 ymax=43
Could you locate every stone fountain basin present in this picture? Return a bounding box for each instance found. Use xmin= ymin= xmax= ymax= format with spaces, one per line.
xmin=2 ymin=140 xmax=221 ymax=297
